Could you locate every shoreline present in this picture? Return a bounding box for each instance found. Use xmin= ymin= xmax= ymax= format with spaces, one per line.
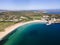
xmin=0 ymin=20 xmax=47 ymax=41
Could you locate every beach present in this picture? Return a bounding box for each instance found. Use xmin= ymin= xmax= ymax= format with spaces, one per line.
xmin=0 ymin=20 xmax=47 ymax=41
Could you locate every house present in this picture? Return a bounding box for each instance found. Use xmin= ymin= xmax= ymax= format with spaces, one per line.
xmin=42 ymin=15 xmax=49 ymax=21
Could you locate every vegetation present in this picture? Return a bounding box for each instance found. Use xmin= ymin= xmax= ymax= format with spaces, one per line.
xmin=0 ymin=11 xmax=60 ymax=32
xmin=0 ymin=22 xmax=16 ymax=31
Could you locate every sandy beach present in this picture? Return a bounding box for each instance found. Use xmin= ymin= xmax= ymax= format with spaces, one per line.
xmin=0 ymin=20 xmax=47 ymax=41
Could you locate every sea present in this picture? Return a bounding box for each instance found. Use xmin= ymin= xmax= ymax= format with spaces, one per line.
xmin=1 ymin=22 xmax=60 ymax=45
xmin=47 ymin=11 xmax=60 ymax=14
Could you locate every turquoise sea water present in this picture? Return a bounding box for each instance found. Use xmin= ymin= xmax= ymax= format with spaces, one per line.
xmin=1 ymin=23 xmax=60 ymax=45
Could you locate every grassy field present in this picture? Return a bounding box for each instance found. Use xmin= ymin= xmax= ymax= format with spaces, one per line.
xmin=0 ymin=22 xmax=16 ymax=32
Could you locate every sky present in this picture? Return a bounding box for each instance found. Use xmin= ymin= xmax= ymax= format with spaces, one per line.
xmin=0 ymin=0 xmax=60 ymax=10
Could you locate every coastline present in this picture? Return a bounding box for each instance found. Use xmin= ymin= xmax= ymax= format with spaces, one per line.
xmin=0 ymin=20 xmax=47 ymax=41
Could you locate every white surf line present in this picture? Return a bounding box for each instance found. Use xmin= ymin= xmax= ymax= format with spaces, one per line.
xmin=0 ymin=20 xmax=47 ymax=41
xmin=46 ymin=20 xmax=52 ymax=25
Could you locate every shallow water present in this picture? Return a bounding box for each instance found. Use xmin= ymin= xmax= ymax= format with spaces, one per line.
xmin=1 ymin=23 xmax=60 ymax=45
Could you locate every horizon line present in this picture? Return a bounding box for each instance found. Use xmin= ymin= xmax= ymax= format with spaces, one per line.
xmin=0 ymin=9 xmax=60 ymax=11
